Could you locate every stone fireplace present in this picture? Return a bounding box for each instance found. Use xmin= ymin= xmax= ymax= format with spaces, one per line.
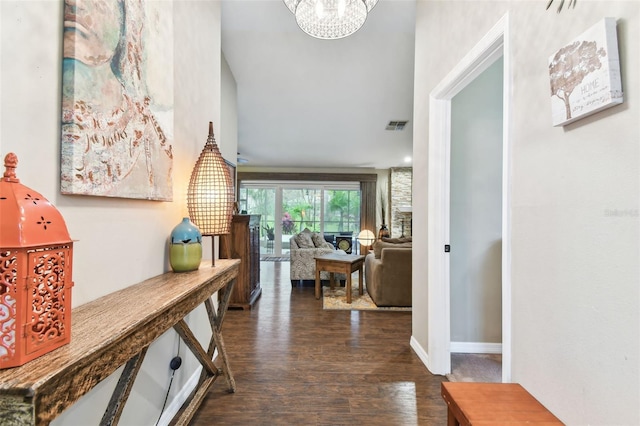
xmin=389 ymin=167 xmax=412 ymax=238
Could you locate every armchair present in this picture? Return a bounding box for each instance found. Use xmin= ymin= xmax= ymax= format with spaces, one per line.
xmin=289 ymin=229 xmax=345 ymax=286
xmin=364 ymin=238 xmax=412 ymax=307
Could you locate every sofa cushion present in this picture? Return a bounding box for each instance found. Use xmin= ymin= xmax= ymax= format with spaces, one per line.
xmin=311 ymin=233 xmax=326 ymax=248
xmin=372 ymin=240 xmax=412 ymax=259
xmin=381 ymin=236 xmax=412 ymax=244
xmin=294 ymin=229 xmax=315 ymax=249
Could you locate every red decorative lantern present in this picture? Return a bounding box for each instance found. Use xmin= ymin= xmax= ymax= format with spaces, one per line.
xmin=0 ymin=153 xmax=74 ymax=369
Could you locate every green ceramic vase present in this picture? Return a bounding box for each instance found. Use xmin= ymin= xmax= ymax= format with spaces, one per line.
xmin=169 ymin=218 xmax=202 ymax=272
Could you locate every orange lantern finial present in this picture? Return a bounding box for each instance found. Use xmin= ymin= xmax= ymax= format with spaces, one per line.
xmin=3 ymin=152 xmax=18 ymax=182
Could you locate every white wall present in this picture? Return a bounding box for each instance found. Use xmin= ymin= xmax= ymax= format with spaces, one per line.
xmin=450 ymin=58 xmax=503 ymax=345
xmin=1 ymin=1 xmax=233 ymax=424
xmin=222 ymin=54 xmax=238 ymax=168
xmin=413 ymin=1 xmax=639 ymax=424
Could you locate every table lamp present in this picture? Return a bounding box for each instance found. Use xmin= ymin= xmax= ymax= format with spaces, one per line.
xmin=187 ymin=123 xmax=235 ymax=266
xmin=357 ymin=229 xmax=375 ymax=255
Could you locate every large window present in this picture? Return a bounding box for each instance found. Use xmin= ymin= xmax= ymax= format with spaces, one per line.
xmin=323 ymin=190 xmax=361 ymax=234
xmin=238 ymin=182 xmax=361 ymax=255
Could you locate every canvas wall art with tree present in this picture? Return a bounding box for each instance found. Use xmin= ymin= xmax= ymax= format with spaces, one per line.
xmin=549 ymin=18 xmax=623 ymax=127
xmin=60 ymin=0 xmax=174 ymax=200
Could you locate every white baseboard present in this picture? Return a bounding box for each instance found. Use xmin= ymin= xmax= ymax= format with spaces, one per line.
xmin=450 ymin=341 xmax=502 ymax=354
xmin=410 ymin=335 xmax=430 ymax=369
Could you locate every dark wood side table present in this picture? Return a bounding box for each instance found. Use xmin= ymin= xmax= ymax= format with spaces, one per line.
xmin=314 ymin=253 xmax=365 ymax=303
xmin=441 ymin=382 xmax=563 ymax=426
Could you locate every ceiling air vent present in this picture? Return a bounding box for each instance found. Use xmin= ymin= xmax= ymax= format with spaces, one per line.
xmin=386 ymin=120 xmax=408 ymax=131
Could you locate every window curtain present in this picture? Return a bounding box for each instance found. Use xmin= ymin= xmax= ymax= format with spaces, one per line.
xmin=360 ymin=181 xmax=376 ymax=236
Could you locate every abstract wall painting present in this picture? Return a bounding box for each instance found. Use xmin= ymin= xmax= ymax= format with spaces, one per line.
xmin=549 ymin=17 xmax=623 ymax=127
xmin=61 ymin=0 xmax=174 ymax=200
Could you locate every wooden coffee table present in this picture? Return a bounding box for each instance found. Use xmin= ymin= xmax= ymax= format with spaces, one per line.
xmin=314 ymin=253 xmax=365 ymax=303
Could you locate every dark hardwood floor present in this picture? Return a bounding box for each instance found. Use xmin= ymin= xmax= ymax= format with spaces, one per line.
xmin=190 ymin=261 xmax=449 ymax=425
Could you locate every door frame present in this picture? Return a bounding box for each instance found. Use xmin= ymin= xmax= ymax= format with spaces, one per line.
xmin=426 ymin=13 xmax=512 ymax=382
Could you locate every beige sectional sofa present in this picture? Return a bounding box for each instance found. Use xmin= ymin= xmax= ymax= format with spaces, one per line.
xmin=364 ymin=237 xmax=412 ymax=307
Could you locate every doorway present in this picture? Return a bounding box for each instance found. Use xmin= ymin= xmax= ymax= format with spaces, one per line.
xmin=448 ymin=56 xmax=504 ymax=382
xmin=426 ymin=14 xmax=512 ymax=382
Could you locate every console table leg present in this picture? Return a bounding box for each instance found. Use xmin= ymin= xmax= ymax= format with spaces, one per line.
xmin=212 ymin=325 xmax=235 ymax=392
xmin=101 ymin=347 xmax=148 ymax=426
xmin=205 ymin=281 xmax=237 ymax=393
xmin=173 ymin=321 xmax=218 ymax=377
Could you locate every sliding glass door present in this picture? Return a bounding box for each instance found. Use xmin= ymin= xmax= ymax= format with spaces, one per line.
xmin=237 ymin=187 xmax=277 ymax=255
xmin=281 ymin=188 xmax=321 ymax=235
xmin=323 ymin=189 xmax=361 ymax=233
xmin=238 ymin=182 xmax=361 ymax=256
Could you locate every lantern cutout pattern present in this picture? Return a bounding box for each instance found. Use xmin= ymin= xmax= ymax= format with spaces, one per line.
xmin=0 ymin=153 xmax=74 ymax=369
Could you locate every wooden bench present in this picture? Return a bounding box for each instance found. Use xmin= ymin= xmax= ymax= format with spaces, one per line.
xmin=0 ymin=259 xmax=240 ymax=426
xmin=441 ymin=382 xmax=564 ymax=425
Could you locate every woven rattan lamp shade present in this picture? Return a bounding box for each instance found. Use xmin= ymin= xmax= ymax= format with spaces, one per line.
xmin=187 ymin=123 xmax=234 ymax=238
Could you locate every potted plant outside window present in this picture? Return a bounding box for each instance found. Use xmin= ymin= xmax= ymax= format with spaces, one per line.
xmin=263 ymin=225 xmax=275 ymax=240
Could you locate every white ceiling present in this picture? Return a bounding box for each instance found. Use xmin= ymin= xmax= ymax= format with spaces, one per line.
xmin=221 ymin=0 xmax=416 ymax=169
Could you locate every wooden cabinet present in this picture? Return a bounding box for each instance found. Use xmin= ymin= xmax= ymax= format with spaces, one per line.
xmin=220 ymin=214 xmax=261 ymax=309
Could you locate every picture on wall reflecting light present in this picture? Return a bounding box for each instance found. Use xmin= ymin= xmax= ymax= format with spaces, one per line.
xmin=60 ymin=0 xmax=174 ymax=200
xmin=225 ymin=159 xmax=237 ymax=201
xmin=549 ymin=17 xmax=623 ymax=127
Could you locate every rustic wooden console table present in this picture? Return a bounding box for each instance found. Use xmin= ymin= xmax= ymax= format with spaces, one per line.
xmin=0 ymin=259 xmax=240 ymax=426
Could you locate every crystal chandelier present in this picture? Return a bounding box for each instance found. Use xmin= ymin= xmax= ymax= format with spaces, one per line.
xmin=284 ymin=0 xmax=379 ymax=40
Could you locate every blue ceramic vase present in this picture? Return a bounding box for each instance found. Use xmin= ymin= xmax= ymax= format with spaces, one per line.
xmin=170 ymin=218 xmax=203 ymax=272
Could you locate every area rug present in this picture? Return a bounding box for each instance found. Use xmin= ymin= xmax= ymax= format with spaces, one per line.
xmin=322 ymin=284 xmax=411 ymax=312
xmin=446 ymin=353 xmax=502 ymax=383
xmin=260 ymin=256 xmax=290 ymax=262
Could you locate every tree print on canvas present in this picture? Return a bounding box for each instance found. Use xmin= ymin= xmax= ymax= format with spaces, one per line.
xmin=549 ymin=18 xmax=623 ymax=127
xmin=61 ymin=0 xmax=174 ymax=200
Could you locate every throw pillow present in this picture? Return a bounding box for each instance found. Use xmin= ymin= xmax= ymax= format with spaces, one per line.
xmin=294 ymin=231 xmax=314 ymax=249
xmin=372 ymin=241 xmax=412 ymax=259
xmin=311 ymin=233 xmax=326 ymax=248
